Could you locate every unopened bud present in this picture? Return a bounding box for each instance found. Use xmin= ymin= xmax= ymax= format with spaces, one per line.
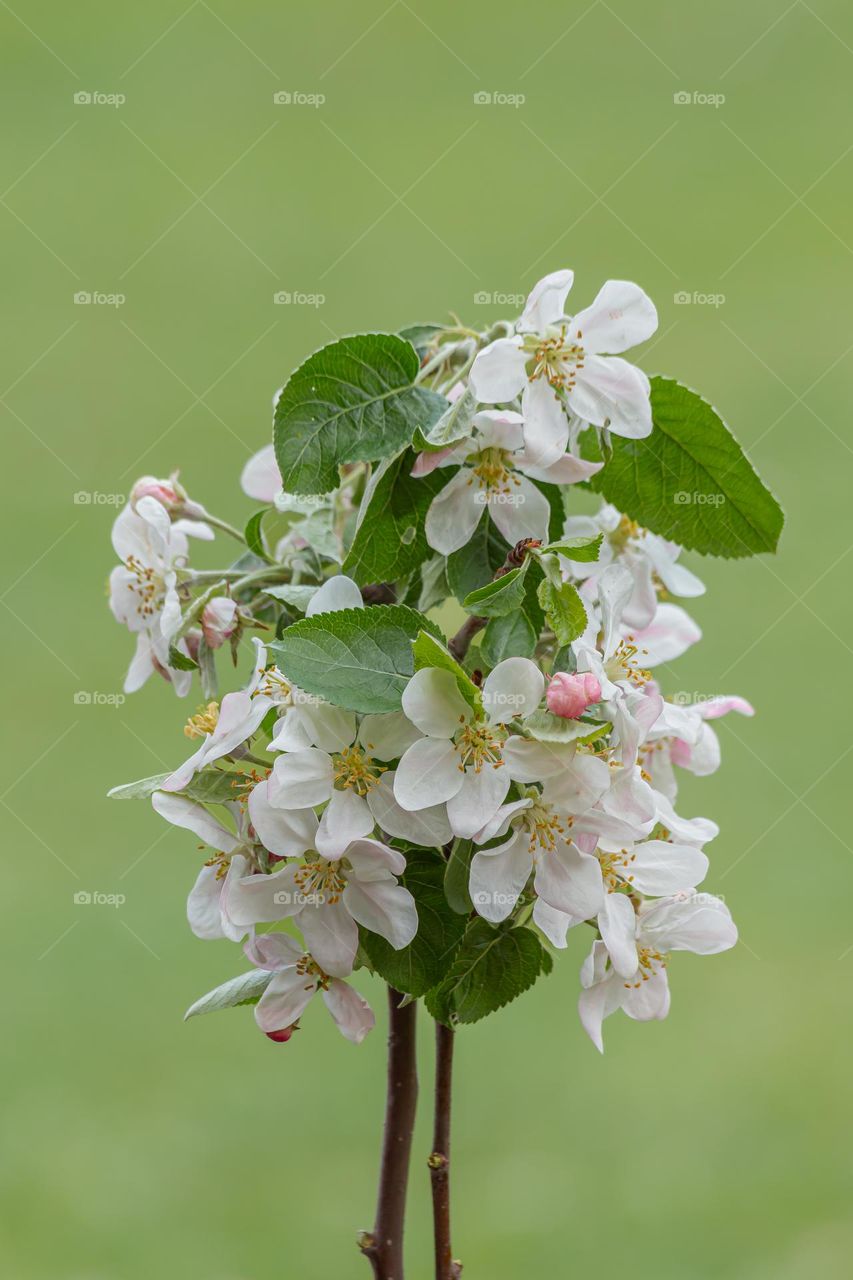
xmin=201 ymin=597 xmax=239 ymax=648
xmin=546 ymin=671 xmax=601 ymax=719
xmin=265 ymin=1025 xmax=296 ymax=1043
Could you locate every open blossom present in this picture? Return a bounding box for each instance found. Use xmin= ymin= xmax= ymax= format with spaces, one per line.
xmin=394 ymin=658 xmax=546 ymax=839
xmin=579 ymin=892 xmax=737 ymax=1051
xmin=421 ymin=409 xmax=601 ymax=555
xmin=245 ymin=932 xmax=374 ymax=1044
xmin=161 ymin=689 xmax=272 ymax=793
xmin=469 ymin=269 xmax=658 ymax=466
xmin=642 ymin=693 xmax=755 ymax=798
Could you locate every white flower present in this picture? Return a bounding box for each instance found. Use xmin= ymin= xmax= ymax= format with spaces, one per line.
xmin=641 ymin=694 xmax=755 ymax=799
xmin=469 ymin=269 xmax=658 ymax=466
xmin=241 ymin=443 xmax=282 ymax=504
xmin=578 ymin=892 xmax=737 ymax=1052
xmin=422 ymin=410 xmax=601 ymax=556
xmin=394 ymin=659 xmax=546 ymax=839
xmin=161 ymin=690 xmax=273 ymax=793
xmin=245 ymin=932 xmax=374 ymax=1043
xmin=227 ymin=834 xmax=418 ymax=978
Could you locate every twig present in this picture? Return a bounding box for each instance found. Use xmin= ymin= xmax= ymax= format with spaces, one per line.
xmin=429 ymin=1022 xmax=462 ymax=1280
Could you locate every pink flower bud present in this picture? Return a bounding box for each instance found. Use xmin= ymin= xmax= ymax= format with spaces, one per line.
xmin=130 ymin=474 xmax=185 ymax=513
xmin=546 ymin=671 xmax=601 ymax=720
xmin=265 ymin=1025 xmax=296 ymax=1043
xmin=201 ymin=597 xmax=238 ymax=649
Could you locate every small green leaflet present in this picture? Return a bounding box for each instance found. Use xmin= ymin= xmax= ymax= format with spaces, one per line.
xmin=271 ymin=605 xmax=442 ymax=714
xmin=184 ymin=969 xmax=273 ymax=1020
xmin=480 ymin=611 xmax=537 ymax=664
xmin=593 ymin=376 xmax=784 ymax=557
xmin=398 ymin=322 xmax=442 ymax=356
xmin=274 ymin=333 xmax=447 ymax=494
xmin=538 ymin=533 xmax=603 ymax=562
xmin=244 ymin=509 xmax=273 ymax=562
xmin=411 ymin=629 xmax=482 ymax=712
xmin=537 ymin=578 xmax=588 ymax=646
xmin=426 ymin=920 xmax=553 ymax=1027
xmin=444 ymin=840 xmax=475 ymax=915
xmin=414 ymin=384 xmax=477 ymax=452
xmin=107 ymin=767 xmax=239 ymax=804
xmin=462 ymin=561 xmax=530 ymax=618
xmin=359 ymin=851 xmax=467 ymax=997
xmin=446 ymin=517 xmax=509 ymax=599
xmin=342 ymin=450 xmax=445 ymax=585
xmin=523 ymin=709 xmax=605 ymax=744
xmin=263 ymin=584 xmax=319 ymax=612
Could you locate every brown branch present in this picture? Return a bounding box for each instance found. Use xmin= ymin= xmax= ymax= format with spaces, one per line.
xmin=428 ymin=1022 xmax=462 ymax=1280
xmin=362 ymin=582 xmax=397 ymax=606
xmin=359 ymin=987 xmax=419 ymax=1280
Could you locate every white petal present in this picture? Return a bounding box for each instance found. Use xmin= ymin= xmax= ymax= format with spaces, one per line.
xmin=502 ymin=736 xmax=574 ymax=782
xmin=343 ymin=878 xmax=419 ymax=949
xmin=394 ymin=738 xmax=464 ymax=811
xmin=469 ymin=830 xmax=532 ymax=922
xmin=567 ymin=354 xmax=652 ymax=439
xmin=300 ymin=900 xmax=359 ymax=977
xmin=346 ymin=837 xmax=407 ymax=880
xmin=322 ymin=979 xmax=375 ymax=1043
xmin=629 ymin=840 xmax=709 ymax=895
xmin=487 ymin=474 xmax=551 ymax=547
xmin=227 ymin=864 xmax=303 ymax=927
xmin=425 ymin=469 xmax=484 ymax=555
xmin=472 ymin=409 xmax=525 ymax=452
xmin=598 ymin=892 xmax=639 ymax=978
xmin=402 ymin=667 xmax=469 ymax=738
xmin=241 ymin=444 xmax=281 ymax=503
xmin=542 ymin=753 xmax=610 ymax=813
xmin=152 ymin=790 xmax=240 ymax=854
xmin=630 ymin=603 xmax=701 ymax=666
xmin=290 ymin=702 xmax=356 ymax=753
xmin=520 ymin=269 xmax=574 ymax=331
xmin=469 ymin=336 xmax=528 ymax=403
xmin=653 ymin=792 xmax=718 ymax=846
xmin=268 ymin=749 xmax=334 ymax=808
xmin=570 ymin=280 xmax=658 ymax=355
xmin=599 ymin=563 xmax=635 ymax=659
xmin=483 ymin=657 xmax=545 ymax=724
xmin=532 ymin=898 xmax=575 ymax=948
xmin=518 ymin=378 xmax=570 ymax=468
xmin=187 ymin=864 xmax=227 ymax=940
xmin=315 ymin=789 xmax=375 ymax=860
xmin=306 ymin=574 xmax=364 ymax=615
xmin=622 ymin=968 xmax=671 ymax=1023
xmin=446 ymin=764 xmax=510 ymax=839
xmin=534 ymin=842 xmax=604 ymax=920
xmin=368 ymin=773 xmax=452 ymax=846
xmin=639 ymin=892 xmax=737 ymax=955
xmin=358 ymin=711 xmax=422 ymax=761
xmin=248 ymin=780 xmax=318 ymax=857
xmin=255 ymin=967 xmax=317 ymax=1032
xmin=245 ymin=931 xmax=303 ymax=970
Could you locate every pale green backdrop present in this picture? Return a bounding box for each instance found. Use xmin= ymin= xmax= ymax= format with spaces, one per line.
xmin=2 ymin=2 xmax=851 ymax=1276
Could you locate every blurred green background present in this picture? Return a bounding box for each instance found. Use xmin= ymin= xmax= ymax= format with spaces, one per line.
xmin=3 ymin=1 xmax=851 ymax=1276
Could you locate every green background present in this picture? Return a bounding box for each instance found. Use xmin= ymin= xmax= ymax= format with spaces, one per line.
xmin=3 ymin=2 xmax=850 ymax=1276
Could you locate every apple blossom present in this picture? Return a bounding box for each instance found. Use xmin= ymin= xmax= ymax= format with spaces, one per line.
xmin=245 ymin=932 xmax=375 ymax=1043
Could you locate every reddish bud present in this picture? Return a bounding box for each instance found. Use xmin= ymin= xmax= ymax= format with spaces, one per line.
xmin=546 ymin=671 xmax=601 ymax=719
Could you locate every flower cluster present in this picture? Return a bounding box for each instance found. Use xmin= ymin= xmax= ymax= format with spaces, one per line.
xmin=107 ymin=266 xmax=777 ymax=1054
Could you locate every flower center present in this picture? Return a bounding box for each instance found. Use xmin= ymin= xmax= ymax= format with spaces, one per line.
xmin=293 ymin=858 xmax=347 ymax=905
xmin=524 ymin=325 xmax=585 ymax=390
xmin=296 ymin=954 xmax=331 ymax=989
xmin=606 ymin=637 xmax=651 ymax=687
xmin=466 ymin=446 xmax=519 ymax=495
xmin=124 ymin=553 xmax=165 ymax=621
xmin=253 ymin=664 xmax=291 ymax=702
xmin=598 ymin=849 xmax=637 ymax=892
xmin=332 ymin=744 xmax=386 ymax=796
xmin=204 ymin=851 xmax=231 ymax=880
xmin=521 ymin=798 xmax=570 ymax=854
xmin=184 ymin=701 xmax=220 ymax=739
xmin=623 ymin=945 xmax=668 ymax=989
xmin=453 ymin=718 xmax=506 ymax=773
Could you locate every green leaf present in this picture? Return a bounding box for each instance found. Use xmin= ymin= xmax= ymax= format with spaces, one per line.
xmin=184 ymin=969 xmax=273 ymax=1020
xmin=168 ymin=643 xmax=198 ymax=672
xmin=107 ymin=767 xmax=244 ymax=804
xmin=412 ymin=629 xmax=482 ymax=712
xmin=274 ymin=333 xmax=447 ymax=494
xmin=539 ymin=533 xmax=603 ymax=562
xmin=108 ymin=773 xmax=170 ymax=800
xmin=244 ymin=509 xmax=272 ymax=562
xmin=359 ymin=850 xmax=467 ymax=997
xmin=418 ymin=554 xmax=450 ymax=613
xmin=444 ymin=840 xmax=475 ymax=915
xmin=342 ymin=450 xmax=445 ymax=585
xmin=446 ymin=516 xmax=509 ymax=599
xmin=480 ymin=611 xmax=537 ymax=665
xmin=270 ymin=604 xmax=442 ymax=714
xmin=523 ymin=709 xmax=604 ymax=744
xmin=426 ymin=920 xmax=553 ymax=1026
xmin=537 ymin=578 xmax=587 ymax=646
xmin=462 ymin=562 xmax=529 ymax=618
xmin=263 ymin=584 xmax=319 ymax=613
xmin=398 ymin=322 xmax=442 ymax=356
xmin=414 ymin=383 xmax=478 ymax=452
xmin=593 ymin=376 xmax=784 ymax=557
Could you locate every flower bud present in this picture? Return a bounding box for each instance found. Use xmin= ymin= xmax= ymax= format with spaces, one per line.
xmin=201 ymin=597 xmax=238 ymax=649
xmin=546 ymin=671 xmax=601 ymax=719
xmin=265 ymin=1025 xmax=296 ymax=1043
xmin=130 ymin=474 xmax=186 ymax=513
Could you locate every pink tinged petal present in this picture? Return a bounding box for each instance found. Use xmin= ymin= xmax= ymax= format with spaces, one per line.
xmin=322 ymin=979 xmax=375 ymax=1043
xmin=227 ymin=864 xmax=303 ymax=927
xmin=519 ymin=378 xmax=571 ymax=468
xmin=255 ymin=967 xmax=317 ymax=1033
xmin=306 ymin=574 xmax=364 ymax=616
xmin=621 ymin=968 xmax=671 ymax=1023
xmin=241 ymin=444 xmax=281 ymax=503
xmin=522 ymin=449 xmax=603 ymax=486
xmin=639 ymin=892 xmax=737 ymax=955
xmin=629 ymin=841 xmax=709 ymax=896
xmin=268 ymin=749 xmax=334 ymax=809
xmin=697 ymin=695 xmax=755 ymax=721
xmin=300 ymin=900 xmax=359 ymax=977
xmin=358 ymin=711 xmax=422 ymax=761
xmin=187 ymin=864 xmax=228 ymax=940
xmin=402 ymin=667 xmax=469 ymax=739
xmin=368 ymin=773 xmax=452 ymax=846
xmin=343 ymin=878 xmax=418 ymax=950
xmin=469 ymin=830 xmax=532 ymax=922
xmin=244 ymin=931 xmax=303 ymax=971
xmin=630 ymin=603 xmax=701 ymax=666
xmin=520 ymin=269 xmax=574 ymax=331
xmin=487 ymin=474 xmax=551 ymax=547
xmin=248 ymin=780 xmax=318 ymax=857
xmin=599 ymin=892 xmax=640 ymax=978
xmin=534 ymin=842 xmax=604 ymax=920
xmin=567 ymin=354 xmax=652 ymax=439
xmin=394 ymin=738 xmax=464 ymax=811
xmin=315 ymin=789 xmax=374 ymax=860
xmin=532 ymin=898 xmax=576 ymax=949
xmin=347 ymin=837 xmax=407 ymax=881
xmin=152 ymin=790 xmax=240 ymax=854
xmin=412 ymin=447 xmax=455 ymax=477
xmin=469 ymin=336 xmax=528 ymax=403
xmin=570 ymin=280 xmax=658 ymax=355
xmin=482 ymin=657 xmax=545 ymax=725
xmin=446 ymin=764 xmax=510 ymax=840
xmin=425 ymin=468 xmax=484 ymax=555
